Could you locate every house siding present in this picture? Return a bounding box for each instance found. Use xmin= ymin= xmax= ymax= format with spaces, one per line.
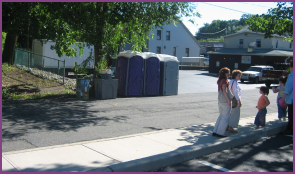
xmin=271 ymin=36 xmax=293 ymax=50
xmin=224 ymin=33 xmax=292 ymax=50
xmin=224 ymin=33 xmax=273 ymax=49
xmin=147 ymin=22 xmax=201 ymax=62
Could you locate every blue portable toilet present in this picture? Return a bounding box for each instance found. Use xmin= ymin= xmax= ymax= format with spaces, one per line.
xmin=127 ymin=55 xmax=144 ymax=96
xmin=143 ymin=52 xmax=160 ymax=96
xmin=115 ymin=51 xmax=144 ymax=96
xmin=115 ymin=56 xmax=129 ymax=96
xmin=158 ymin=54 xmax=179 ymax=96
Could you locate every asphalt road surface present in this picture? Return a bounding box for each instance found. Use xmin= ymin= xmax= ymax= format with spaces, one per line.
xmin=2 ymin=70 xmax=281 ymax=152
xmin=151 ymin=134 xmax=293 ymax=172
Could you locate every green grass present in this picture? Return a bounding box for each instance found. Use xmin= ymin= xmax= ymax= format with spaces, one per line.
xmin=2 ymin=63 xmax=76 ymax=100
xmin=2 ymin=87 xmax=10 ymax=99
xmin=2 ymin=32 xmax=7 ymax=51
xmin=10 ymin=91 xmax=75 ymax=100
xmin=198 ymin=38 xmax=224 ymax=42
xmin=2 ymin=63 xmax=16 ymax=71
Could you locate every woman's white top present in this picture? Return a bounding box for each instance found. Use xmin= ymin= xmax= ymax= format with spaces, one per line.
xmin=230 ymin=79 xmax=241 ymax=101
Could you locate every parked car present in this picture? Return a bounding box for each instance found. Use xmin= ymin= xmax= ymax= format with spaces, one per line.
xmin=241 ymin=65 xmax=274 ymax=83
xmin=262 ymin=63 xmax=290 ymax=87
xmin=203 ymin=57 xmax=209 ymax=66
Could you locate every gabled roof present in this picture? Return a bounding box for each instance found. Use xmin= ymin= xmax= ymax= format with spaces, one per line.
xmin=222 ymin=25 xmax=285 ymax=38
xmin=207 ymin=48 xmax=293 ymax=57
xmin=179 ymin=21 xmax=202 ymax=48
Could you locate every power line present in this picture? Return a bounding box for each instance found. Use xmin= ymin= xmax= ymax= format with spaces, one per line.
xmin=197 ymin=28 xmax=226 ymax=35
xmin=201 ymin=2 xmax=251 ymax=14
xmin=238 ymin=2 xmax=271 ymax=8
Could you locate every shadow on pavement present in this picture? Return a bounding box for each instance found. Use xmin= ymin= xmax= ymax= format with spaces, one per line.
xmin=2 ymin=99 xmax=130 ymax=140
xmin=197 ymin=73 xmax=218 ymax=77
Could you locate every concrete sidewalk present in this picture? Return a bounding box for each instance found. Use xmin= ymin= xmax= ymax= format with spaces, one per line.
xmin=2 ymin=113 xmax=287 ymax=172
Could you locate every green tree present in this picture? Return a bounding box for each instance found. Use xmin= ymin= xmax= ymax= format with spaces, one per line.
xmin=2 ymin=2 xmax=47 ymax=64
xmin=195 ymin=19 xmax=245 ymax=40
xmin=2 ymin=2 xmax=200 ymax=74
xmin=246 ymin=2 xmax=293 ymax=39
xmin=239 ymin=14 xmax=252 ymax=26
xmin=2 ymin=32 xmax=7 ymax=52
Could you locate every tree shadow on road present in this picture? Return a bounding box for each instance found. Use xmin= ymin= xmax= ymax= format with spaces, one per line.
xmin=2 ymin=98 xmax=130 ymax=140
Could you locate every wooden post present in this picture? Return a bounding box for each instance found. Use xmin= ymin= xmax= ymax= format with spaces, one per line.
xmin=28 ymin=52 xmax=30 ymax=69
xmin=63 ymin=59 xmax=65 ymax=85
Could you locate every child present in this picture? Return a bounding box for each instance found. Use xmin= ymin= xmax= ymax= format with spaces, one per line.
xmin=272 ymin=76 xmax=287 ymax=122
xmin=254 ymin=86 xmax=270 ymax=129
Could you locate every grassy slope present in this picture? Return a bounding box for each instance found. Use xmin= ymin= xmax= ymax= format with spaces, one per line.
xmin=2 ymin=64 xmax=76 ymax=100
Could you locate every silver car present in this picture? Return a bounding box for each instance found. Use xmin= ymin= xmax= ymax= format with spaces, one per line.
xmin=241 ymin=65 xmax=274 ymax=83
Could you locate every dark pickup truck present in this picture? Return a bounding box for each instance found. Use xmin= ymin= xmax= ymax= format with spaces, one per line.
xmin=262 ymin=63 xmax=290 ymax=87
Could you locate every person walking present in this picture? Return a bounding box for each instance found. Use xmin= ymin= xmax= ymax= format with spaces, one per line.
xmin=281 ymin=60 xmax=293 ymax=135
xmin=272 ymin=76 xmax=287 ymax=123
xmin=228 ymin=70 xmax=242 ymax=133
xmin=254 ymin=86 xmax=270 ymax=129
xmin=213 ymin=67 xmax=231 ymax=138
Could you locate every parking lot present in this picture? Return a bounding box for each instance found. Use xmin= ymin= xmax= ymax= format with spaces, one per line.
xmin=178 ymin=70 xmax=275 ymax=94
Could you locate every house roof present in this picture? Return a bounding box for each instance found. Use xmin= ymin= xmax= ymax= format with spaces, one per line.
xmin=199 ymin=42 xmax=224 ymax=48
xmin=179 ymin=21 xmax=202 ymax=48
xmin=207 ymin=48 xmax=293 ymax=57
xmin=222 ymin=25 xmax=285 ymax=38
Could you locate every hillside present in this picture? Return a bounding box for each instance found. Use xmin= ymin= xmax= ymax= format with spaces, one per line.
xmin=2 ymin=64 xmax=76 ymax=100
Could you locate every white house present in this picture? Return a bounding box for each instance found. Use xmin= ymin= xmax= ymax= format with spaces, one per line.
xmin=122 ymin=21 xmax=202 ymax=62
xmin=207 ymin=26 xmax=293 ymax=73
xmin=222 ymin=26 xmax=293 ymax=50
xmin=32 ymin=39 xmax=95 ymax=69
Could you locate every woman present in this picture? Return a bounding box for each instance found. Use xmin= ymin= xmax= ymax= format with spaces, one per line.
xmin=213 ymin=67 xmax=231 ymax=138
xmin=228 ymin=70 xmax=242 ymax=133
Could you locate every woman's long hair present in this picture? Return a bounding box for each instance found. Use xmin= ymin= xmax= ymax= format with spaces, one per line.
xmin=217 ymin=67 xmax=230 ymax=84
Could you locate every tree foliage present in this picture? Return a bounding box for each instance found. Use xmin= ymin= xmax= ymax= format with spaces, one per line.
xmin=246 ymin=2 xmax=293 ymax=39
xmin=2 ymin=2 xmax=200 ymax=69
xmin=195 ymin=15 xmax=250 ymax=40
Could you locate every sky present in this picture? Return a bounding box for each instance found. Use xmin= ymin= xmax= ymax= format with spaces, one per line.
xmin=182 ymin=2 xmax=279 ymax=36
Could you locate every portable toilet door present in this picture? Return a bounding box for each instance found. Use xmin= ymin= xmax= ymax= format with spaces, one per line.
xmin=115 ymin=56 xmax=130 ymax=96
xmin=160 ymin=61 xmax=179 ymax=96
xmin=127 ymin=55 xmax=144 ymax=96
xmin=144 ymin=57 xmax=160 ymax=95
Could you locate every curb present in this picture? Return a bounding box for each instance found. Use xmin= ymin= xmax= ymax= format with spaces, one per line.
xmin=87 ymin=122 xmax=287 ymax=172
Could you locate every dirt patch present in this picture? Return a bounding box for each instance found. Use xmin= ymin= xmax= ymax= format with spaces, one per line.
xmin=2 ymin=65 xmax=76 ymax=100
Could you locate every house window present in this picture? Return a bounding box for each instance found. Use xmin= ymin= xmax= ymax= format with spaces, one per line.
xmin=166 ymin=31 xmax=170 ymax=40
xmin=173 ymin=47 xmax=176 ymax=56
xmin=276 ymin=40 xmax=278 ymax=48
xmin=256 ymin=39 xmax=261 ymax=48
xmin=157 ymin=46 xmax=161 ymax=54
xmin=239 ymin=39 xmax=244 ymax=48
xmin=157 ymin=30 xmax=161 ymax=40
xmin=290 ymin=42 xmax=293 ymax=48
xmin=185 ymin=48 xmax=189 ymax=57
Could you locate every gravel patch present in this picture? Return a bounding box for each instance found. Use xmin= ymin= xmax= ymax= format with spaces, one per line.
xmin=15 ymin=64 xmax=77 ymax=90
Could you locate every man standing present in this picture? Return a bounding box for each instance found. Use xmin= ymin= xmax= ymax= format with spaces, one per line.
xmin=281 ymin=60 xmax=293 ymax=135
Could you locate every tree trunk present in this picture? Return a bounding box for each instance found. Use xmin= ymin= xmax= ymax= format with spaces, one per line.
xmin=93 ymin=2 xmax=108 ymax=77
xmin=92 ymin=2 xmax=108 ymax=96
xmin=2 ymin=33 xmax=18 ymax=65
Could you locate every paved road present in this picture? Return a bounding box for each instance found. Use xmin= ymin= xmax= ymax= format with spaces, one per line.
xmin=151 ymin=134 xmax=293 ymax=172
xmin=178 ymin=70 xmax=278 ymax=94
xmin=2 ymin=70 xmax=280 ymax=152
